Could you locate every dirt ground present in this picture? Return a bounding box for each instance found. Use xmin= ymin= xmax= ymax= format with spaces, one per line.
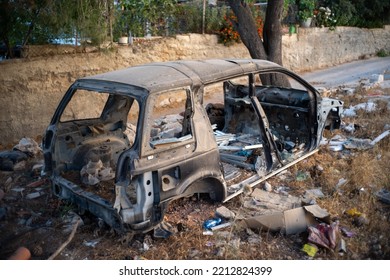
xmin=1 ymin=84 xmax=390 ymax=260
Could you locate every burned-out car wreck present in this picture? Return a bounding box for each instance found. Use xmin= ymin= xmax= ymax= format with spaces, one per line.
xmin=42 ymin=59 xmax=343 ymax=233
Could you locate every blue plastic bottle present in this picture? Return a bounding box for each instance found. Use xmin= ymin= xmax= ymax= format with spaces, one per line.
xmin=203 ymin=217 xmax=222 ymax=229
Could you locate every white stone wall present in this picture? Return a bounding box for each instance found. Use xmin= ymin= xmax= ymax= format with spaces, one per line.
xmin=283 ymin=25 xmax=390 ymax=72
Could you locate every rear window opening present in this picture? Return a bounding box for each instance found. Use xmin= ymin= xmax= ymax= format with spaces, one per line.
xmin=55 ymin=88 xmax=140 ymax=205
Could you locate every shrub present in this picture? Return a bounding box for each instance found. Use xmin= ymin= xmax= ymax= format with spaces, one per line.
xmin=218 ymin=11 xmax=264 ymax=46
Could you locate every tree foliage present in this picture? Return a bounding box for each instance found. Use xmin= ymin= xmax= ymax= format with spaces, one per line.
xmin=116 ymin=0 xmax=177 ymax=38
xmin=319 ymin=0 xmax=390 ymax=27
xmin=0 ymin=0 xmax=55 ymax=56
xmin=0 ymin=0 xmax=111 ymax=57
xmin=173 ymin=1 xmax=228 ymax=35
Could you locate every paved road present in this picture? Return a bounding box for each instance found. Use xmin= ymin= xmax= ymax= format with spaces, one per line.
xmin=301 ymin=56 xmax=390 ymax=88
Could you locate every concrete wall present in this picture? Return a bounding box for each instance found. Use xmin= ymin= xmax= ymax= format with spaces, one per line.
xmin=1 ymin=26 xmax=389 ymax=146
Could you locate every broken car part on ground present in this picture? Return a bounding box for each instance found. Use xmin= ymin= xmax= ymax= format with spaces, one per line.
xmin=42 ymin=59 xmax=343 ymax=234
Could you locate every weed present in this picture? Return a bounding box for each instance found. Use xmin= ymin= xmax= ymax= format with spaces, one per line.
xmin=377 ymin=49 xmax=389 ymax=57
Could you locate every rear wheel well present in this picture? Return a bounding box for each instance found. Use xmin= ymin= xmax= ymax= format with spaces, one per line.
xmin=184 ymin=177 xmax=226 ymax=202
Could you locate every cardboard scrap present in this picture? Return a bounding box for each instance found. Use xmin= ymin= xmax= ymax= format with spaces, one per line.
xmin=244 ymin=203 xmax=330 ymax=235
xmin=304 ymin=205 xmax=331 ymax=223
xmin=245 ymin=212 xmax=285 ymax=232
xmin=246 ymin=188 xmax=302 ymax=213
xmin=284 ymin=207 xmax=308 ymax=235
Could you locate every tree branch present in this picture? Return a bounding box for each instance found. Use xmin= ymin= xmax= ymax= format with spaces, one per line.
xmin=48 ymin=219 xmax=81 ymax=260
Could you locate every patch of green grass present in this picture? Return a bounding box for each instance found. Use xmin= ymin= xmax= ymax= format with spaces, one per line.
xmin=377 ymin=49 xmax=389 ymax=57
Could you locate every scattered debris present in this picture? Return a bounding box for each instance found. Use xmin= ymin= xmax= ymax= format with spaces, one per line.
xmin=25 ymin=191 xmax=45 ymax=200
xmin=31 ymin=162 xmax=44 ymax=174
xmin=335 ymin=178 xmax=348 ymax=190
xmin=247 ymin=188 xmax=301 ymax=212
xmin=302 ymin=243 xmax=318 ymax=257
xmin=345 ymin=208 xmax=362 ymax=217
xmin=284 ymin=208 xmax=309 ymax=235
xmin=338 ymin=239 xmax=347 ymax=255
xmin=244 ymin=204 xmax=330 ymax=235
xmin=304 ymin=188 xmax=325 ymax=199
xmin=340 ymin=226 xmax=355 ymax=238
xmin=353 ymin=214 xmax=369 ymax=227
xmin=302 ymin=188 xmax=325 ymax=205
xmin=13 ymin=137 xmax=42 ymax=156
xmin=133 ymin=255 xmax=148 ymax=260
xmin=304 ymin=205 xmax=330 ymax=221
xmin=211 ymin=222 xmax=232 ymax=231
xmin=80 ymin=159 xmax=114 ymax=186
xmin=343 ymin=137 xmax=373 ymax=150
xmin=296 ymin=171 xmax=310 ymax=181
xmin=203 ymin=217 xmax=222 ymax=230
xmin=263 ymin=181 xmax=272 ymax=192
xmin=4 ymin=176 xmax=13 ymax=189
xmin=0 ymin=150 xmax=28 ymax=171
xmin=13 ymin=160 xmax=26 ymax=171
xmin=341 ymin=87 xmax=354 ymax=96
xmin=376 ymin=189 xmax=390 ymax=204
xmin=83 ymin=238 xmax=101 ymax=248
xmin=11 ymin=187 xmax=25 ymax=195
xmin=188 ymin=249 xmax=201 ymax=258
xmin=328 ymin=135 xmax=347 ymax=151
xmin=370 ymin=130 xmax=390 ymax=145
xmin=153 ymin=221 xmax=176 ymax=239
xmin=345 ymin=208 xmax=369 ymax=227
xmin=216 ymin=206 xmax=235 ymax=220
xmin=62 ymin=212 xmax=84 ymax=234
xmin=369 ymin=74 xmax=384 ymax=84
xmin=307 ymin=221 xmax=339 ymax=250
xmin=343 ymin=101 xmax=376 ymax=117
xmin=329 ymin=129 xmax=390 ymax=151
xmin=48 ymin=218 xmax=82 ymax=260
xmin=26 ymin=178 xmax=48 ymax=188
xmin=342 ymin=123 xmax=357 ymax=133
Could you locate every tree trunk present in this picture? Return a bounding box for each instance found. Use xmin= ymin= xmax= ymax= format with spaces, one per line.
xmin=228 ymin=0 xmax=290 ymax=87
xmin=227 ymin=0 xmax=267 ymax=60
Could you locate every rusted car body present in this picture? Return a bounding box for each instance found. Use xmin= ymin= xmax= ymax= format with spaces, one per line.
xmin=42 ymin=59 xmax=343 ymax=233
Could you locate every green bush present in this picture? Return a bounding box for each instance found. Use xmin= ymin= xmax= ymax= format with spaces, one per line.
xmin=377 ymin=49 xmax=389 ymax=57
xmin=319 ymin=0 xmax=390 ymax=28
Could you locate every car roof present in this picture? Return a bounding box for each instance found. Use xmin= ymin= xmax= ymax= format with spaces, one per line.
xmin=80 ymin=59 xmax=282 ymax=93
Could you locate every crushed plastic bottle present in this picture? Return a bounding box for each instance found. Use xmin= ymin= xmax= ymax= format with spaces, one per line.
xmin=203 ymin=217 xmax=222 ymax=230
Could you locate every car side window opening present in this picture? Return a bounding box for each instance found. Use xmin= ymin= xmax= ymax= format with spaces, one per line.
xmin=148 ymin=88 xmax=193 ymax=149
xmin=204 ymin=72 xmax=312 ymax=177
xmin=253 ymin=72 xmax=312 ymax=160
